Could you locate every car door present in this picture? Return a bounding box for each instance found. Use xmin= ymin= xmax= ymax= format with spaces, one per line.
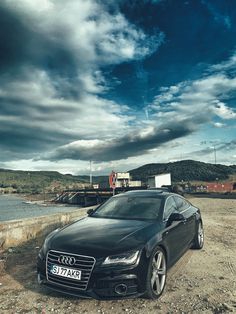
xmin=173 ymin=196 xmax=196 ymax=247
xmin=162 ymin=196 xmax=188 ymax=266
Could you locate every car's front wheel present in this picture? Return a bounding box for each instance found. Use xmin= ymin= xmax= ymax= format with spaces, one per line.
xmin=192 ymin=221 xmax=204 ymax=249
xmin=145 ymin=247 xmax=167 ymax=299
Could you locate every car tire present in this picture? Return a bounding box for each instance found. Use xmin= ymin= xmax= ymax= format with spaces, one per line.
xmin=145 ymin=246 xmax=167 ymax=299
xmin=192 ymin=221 xmax=204 ymax=249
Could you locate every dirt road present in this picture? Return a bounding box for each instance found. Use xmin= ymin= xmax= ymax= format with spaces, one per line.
xmin=0 ymin=198 xmax=235 ymax=313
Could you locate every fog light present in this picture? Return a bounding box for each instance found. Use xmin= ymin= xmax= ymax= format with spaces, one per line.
xmin=114 ymin=284 xmax=128 ymax=295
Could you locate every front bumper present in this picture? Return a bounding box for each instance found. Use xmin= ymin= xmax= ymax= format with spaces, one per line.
xmin=37 ymin=251 xmax=148 ymax=300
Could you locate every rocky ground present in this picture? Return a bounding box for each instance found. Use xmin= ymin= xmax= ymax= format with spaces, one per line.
xmin=0 ymin=197 xmax=235 ymax=314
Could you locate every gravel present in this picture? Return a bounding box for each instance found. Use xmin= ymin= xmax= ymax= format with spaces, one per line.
xmin=0 ymin=197 xmax=236 ymax=314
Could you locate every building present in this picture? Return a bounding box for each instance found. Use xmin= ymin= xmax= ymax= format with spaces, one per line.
xmin=115 ymin=172 xmax=130 ymax=187
xmin=115 ymin=172 xmax=142 ymax=188
xmin=93 ymin=184 xmax=99 ymax=189
xmin=148 ymin=173 xmax=171 ymax=188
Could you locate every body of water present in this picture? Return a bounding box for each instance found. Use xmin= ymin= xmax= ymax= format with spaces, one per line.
xmin=0 ymin=194 xmax=82 ymax=222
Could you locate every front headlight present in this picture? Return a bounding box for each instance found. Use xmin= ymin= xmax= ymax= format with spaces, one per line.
xmin=102 ymin=250 xmax=140 ymax=266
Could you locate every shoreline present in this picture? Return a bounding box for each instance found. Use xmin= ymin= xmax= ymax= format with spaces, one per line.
xmin=0 ymin=194 xmax=81 ymax=222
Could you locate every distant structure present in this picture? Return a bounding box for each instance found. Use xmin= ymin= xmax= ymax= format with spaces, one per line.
xmin=92 ymin=184 xmax=99 ymax=189
xmin=206 ymin=182 xmax=234 ymax=193
xmin=148 ymin=173 xmax=171 ymax=188
xmin=115 ymin=172 xmax=142 ymax=188
xmin=187 ymin=182 xmax=236 ymax=193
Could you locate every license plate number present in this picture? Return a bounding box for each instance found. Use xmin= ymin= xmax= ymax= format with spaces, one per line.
xmin=50 ymin=265 xmax=81 ymax=280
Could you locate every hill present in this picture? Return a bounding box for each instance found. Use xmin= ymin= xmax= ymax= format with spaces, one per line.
xmin=1 ymin=160 xmax=236 ymax=194
xmin=129 ymin=160 xmax=236 ymax=183
xmin=0 ymin=169 xmax=107 ymax=193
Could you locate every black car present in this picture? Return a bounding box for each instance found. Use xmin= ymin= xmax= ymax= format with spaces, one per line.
xmin=37 ymin=190 xmax=204 ymax=299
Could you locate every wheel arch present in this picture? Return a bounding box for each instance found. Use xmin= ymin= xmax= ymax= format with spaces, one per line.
xmin=145 ymin=242 xmax=168 ymax=265
xmin=158 ymin=244 xmax=168 ymax=265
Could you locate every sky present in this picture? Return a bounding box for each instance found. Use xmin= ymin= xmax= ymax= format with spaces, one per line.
xmin=0 ymin=0 xmax=236 ymax=175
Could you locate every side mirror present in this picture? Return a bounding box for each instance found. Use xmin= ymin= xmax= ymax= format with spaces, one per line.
xmin=168 ymin=212 xmax=185 ymax=223
xmin=87 ymin=208 xmax=95 ymax=216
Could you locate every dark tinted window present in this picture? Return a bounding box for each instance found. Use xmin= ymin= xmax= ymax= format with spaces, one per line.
xmin=163 ymin=196 xmax=177 ymax=220
xmin=92 ymin=196 xmax=163 ymax=220
xmin=174 ymin=196 xmax=190 ymax=212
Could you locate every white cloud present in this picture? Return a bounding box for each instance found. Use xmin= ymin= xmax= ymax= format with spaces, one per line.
xmin=5 ymin=0 xmax=163 ymax=68
xmin=150 ymin=71 xmax=236 ymax=128
xmin=213 ymin=122 xmax=226 ymax=128
xmin=0 ymin=158 xmax=90 ymax=175
xmin=213 ymin=101 xmax=236 ymax=119
xmin=210 ymin=53 xmax=236 ymax=72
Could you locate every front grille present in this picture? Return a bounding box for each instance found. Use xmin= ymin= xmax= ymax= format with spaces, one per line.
xmin=46 ymin=250 xmax=96 ymax=291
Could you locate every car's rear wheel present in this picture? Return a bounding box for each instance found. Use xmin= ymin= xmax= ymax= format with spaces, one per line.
xmin=192 ymin=221 xmax=204 ymax=249
xmin=145 ymin=247 xmax=167 ymax=299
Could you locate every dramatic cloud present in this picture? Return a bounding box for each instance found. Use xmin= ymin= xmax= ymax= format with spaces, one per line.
xmin=21 ymin=53 xmax=236 ymax=163
xmin=41 ymin=53 xmax=236 ymax=163
xmin=0 ymin=0 xmax=236 ymax=173
xmin=43 ymin=120 xmax=194 ymax=162
xmin=0 ymin=0 xmax=163 ymax=162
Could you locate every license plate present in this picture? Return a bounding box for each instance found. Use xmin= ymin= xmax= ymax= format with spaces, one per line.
xmin=50 ymin=265 xmax=81 ymax=280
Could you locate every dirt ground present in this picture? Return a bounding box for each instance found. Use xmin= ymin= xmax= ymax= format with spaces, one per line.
xmin=0 ymin=197 xmax=235 ymax=314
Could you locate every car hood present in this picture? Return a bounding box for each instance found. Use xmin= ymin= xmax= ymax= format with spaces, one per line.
xmin=49 ymin=216 xmax=160 ymax=257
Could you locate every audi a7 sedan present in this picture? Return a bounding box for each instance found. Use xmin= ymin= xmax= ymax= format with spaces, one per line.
xmin=37 ymin=190 xmax=204 ymax=299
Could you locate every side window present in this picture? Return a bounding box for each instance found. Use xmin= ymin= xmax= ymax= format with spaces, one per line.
xmin=174 ymin=196 xmax=190 ymax=212
xmin=163 ymin=196 xmax=177 ymax=220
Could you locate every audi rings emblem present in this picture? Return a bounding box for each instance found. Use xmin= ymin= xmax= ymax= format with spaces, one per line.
xmin=58 ymin=255 xmax=76 ymax=266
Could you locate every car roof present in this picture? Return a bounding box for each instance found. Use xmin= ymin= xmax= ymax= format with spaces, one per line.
xmin=115 ymin=189 xmax=173 ymax=198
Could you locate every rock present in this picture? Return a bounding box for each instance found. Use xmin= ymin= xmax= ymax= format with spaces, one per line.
xmin=222 ymin=303 xmax=234 ymax=312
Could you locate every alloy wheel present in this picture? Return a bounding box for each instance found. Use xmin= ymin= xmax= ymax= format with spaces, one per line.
xmin=198 ymin=223 xmax=204 ymax=247
xmin=150 ymin=250 xmax=166 ymax=296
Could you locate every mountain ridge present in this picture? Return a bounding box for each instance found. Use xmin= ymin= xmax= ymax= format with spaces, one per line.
xmin=1 ymin=160 xmax=236 ymax=193
xmin=129 ymin=160 xmax=236 ymax=183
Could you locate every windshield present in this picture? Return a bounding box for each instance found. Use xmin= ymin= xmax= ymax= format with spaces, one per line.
xmin=92 ymin=195 xmax=163 ymax=220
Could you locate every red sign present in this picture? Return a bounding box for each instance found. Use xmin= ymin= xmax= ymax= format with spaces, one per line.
xmin=109 ymin=171 xmax=116 ymax=189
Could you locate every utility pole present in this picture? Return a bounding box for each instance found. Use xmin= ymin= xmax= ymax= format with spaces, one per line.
xmin=213 ymin=145 xmax=217 ymax=164
xmin=89 ymin=160 xmax=93 ymax=187
xmin=205 ymin=141 xmax=218 ymax=164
